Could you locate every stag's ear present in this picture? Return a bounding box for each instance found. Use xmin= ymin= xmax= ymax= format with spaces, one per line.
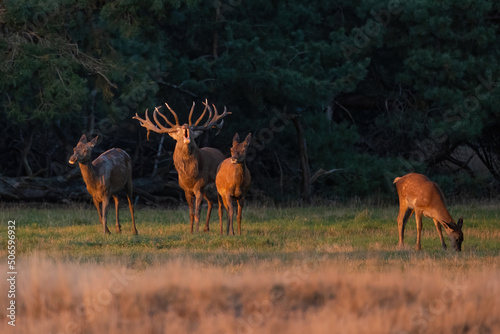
xmin=233 ymin=133 xmax=240 ymax=145
xmin=192 ymin=130 xmax=203 ymax=139
xmin=457 ymin=217 xmax=463 ymax=229
xmin=89 ymin=136 xmax=99 ymax=148
xmin=244 ymin=133 xmax=252 ymax=145
xmin=79 ymin=134 xmax=88 ymax=143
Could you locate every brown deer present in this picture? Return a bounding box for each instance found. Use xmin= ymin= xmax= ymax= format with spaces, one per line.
xmin=133 ymin=100 xmax=230 ymax=233
xmin=69 ymin=134 xmax=138 ymax=235
xmin=393 ymin=173 xmax=463 ymax=251
xmin=216 ymin=133 xmax=252 ymax=235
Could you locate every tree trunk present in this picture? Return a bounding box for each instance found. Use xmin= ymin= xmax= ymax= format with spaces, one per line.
xmin=289 ymin=114 xmax=311 ymax=203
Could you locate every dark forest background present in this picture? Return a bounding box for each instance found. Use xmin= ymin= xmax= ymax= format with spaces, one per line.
xmin=1 ymin=0 xmax=500 ymax=204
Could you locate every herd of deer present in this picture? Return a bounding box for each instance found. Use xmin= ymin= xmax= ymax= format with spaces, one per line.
xmin=69 ymin=100 xmax=464 ymax=252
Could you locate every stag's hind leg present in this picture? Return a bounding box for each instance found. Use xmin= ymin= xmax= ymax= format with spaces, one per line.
xmin=113 ymin=195 xmax=121 ymax=233
xmin=185 ymin=192 xmax=195 ymax=234
xmin=203 ymin=192 xmax=213 ymax=233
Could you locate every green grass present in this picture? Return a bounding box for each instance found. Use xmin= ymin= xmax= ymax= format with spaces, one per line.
xmin=1 ymin=201 xmax=499 ymax=269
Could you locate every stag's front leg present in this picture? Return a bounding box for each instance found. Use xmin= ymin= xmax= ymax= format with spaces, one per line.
xmin=203 ymin=192 xmax=213 ymax=233
xmin=113 ymin=195 xmax=121 ymax=233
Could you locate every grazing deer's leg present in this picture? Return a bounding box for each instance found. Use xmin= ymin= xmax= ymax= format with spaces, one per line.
xmin=397 ymin=206 xmax=412 ymax=248
xmin=203 ymin=193 xmax=212 ymax=233
xmin=185 ymin=192 xmax=195 ymax=233
xmin=237 ymin=198 xmax=244 ymax=235
xmin=433 ymin=218 xmax=447 ymax=250
xmin=415 ymin=210 xmax=423 ymax=250
xmin=102 ymin=197 xmax=111 ymax=235
xmin=113 ymin=195 xmax=121 ymax=233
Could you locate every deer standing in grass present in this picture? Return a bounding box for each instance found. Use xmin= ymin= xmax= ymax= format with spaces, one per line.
xmin=133 ymin=100 xmax=230 ymax=233
xmin=216 ymin=133 xmax=252 ymax=235
xmin=393 ymin=173 xmax=463 ymax=251
xmin=69 ymin=134 xmax=138 ymax=235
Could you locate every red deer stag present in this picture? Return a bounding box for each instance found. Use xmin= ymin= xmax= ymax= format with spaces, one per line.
xmin=133 ymin=100 xmax=230 ymax=233
xmin=216 ymin=133 xmax=252 ymax=235
xmin=69 ymin=134 xmax=138 ymax=235
xmin=393 ymin=173 xmax=463 ymax=251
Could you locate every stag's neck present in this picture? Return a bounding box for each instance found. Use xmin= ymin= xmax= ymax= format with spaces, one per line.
xmin=173 ymin=142 xmax=201 ymax=177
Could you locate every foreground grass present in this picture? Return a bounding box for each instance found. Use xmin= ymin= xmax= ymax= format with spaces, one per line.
xmin=0 ymin=201 xmax=499 ymax=267
xmin=0 ymin=202 xmax=499 ymax=333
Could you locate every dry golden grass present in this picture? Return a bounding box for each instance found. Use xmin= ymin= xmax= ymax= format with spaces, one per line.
xmin=1 ymin=254 xmax=499 ymax=334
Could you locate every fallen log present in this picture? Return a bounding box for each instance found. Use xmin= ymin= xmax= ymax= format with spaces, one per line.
xmin=0 ymin=175 xmax=184 ymax=205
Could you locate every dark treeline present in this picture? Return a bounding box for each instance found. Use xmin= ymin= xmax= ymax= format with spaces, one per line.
xmin=1 ymin=0 xmax=500 ymax=203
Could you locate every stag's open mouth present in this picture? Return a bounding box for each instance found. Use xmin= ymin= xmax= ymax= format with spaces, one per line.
xmin=183 ymin=128 xmax=190 ymax=144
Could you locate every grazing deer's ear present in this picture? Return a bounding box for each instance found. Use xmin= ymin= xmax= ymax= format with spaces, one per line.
xmin=79 ymin=134 xmax=88 ymax=143
xmin=244 ymin=133 xmax=252 ymax=145
xmin=233 ymin=133 xmax=240 ymax=145
xmin=89 ymin=136 xmax=99 ymax=148
xmin=457 ymin=217 xmax=463 ymax=229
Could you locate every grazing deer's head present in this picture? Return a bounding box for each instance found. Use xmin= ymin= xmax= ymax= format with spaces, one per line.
xmin=69 ymin=134 xmax=99 ymax=165
xmin=230 ymin=133 xmax=252 ymax=164
xmin=133 ymin=100 xmax=230 ymax=147
xmin=443 ymin=218 xmax=464 ymax=252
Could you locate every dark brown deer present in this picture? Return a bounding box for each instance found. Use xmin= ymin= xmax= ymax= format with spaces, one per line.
xmin=216 ymin=133 xmax=252 ymax=235
xmin=69 ymin=134 xmax=138 ymax=235
xmin=133 ymin=100 xmax=230 ymax=233
xmin=393 ymin=173 xmax=463 ymax=251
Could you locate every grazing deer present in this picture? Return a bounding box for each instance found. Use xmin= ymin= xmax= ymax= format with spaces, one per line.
xmin=69 ymin=134 xmax=138 ymax=235
xmin=216 ymin=133 xmax=252 ymax=235
xmin=393 ymin=173 xmax=463 ymax=251
xmin=133 ymin=100 xmax=230 ymax=233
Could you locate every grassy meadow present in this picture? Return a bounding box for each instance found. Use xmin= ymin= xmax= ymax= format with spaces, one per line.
xmin=1 ymin=201 xmax=499 ymax=333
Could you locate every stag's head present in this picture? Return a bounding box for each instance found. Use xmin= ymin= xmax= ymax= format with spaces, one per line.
xmin=230 ymin=133 xmax=252 ymax=164
xmin=133 ymin=100 xmax=230 ymax=148
xmin=443 ymin=218 xmax=464 ymax=252
xmin=69 ymin=134 xmax=98 ymax=165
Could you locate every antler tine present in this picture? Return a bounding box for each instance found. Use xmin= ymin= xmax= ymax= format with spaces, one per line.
xmin=192 ymin=102 xmax=231 ymax=131
xmin=164 ymin=103 xmax=180 ymax=126
xmin=193 ymin=99 xmax=209 ymax=126
xmin=153 ymin=106 xmax=177 ymax=131
xmin=133 ymin=109 xmax=159 ymax=141
xmin=201 ymin=100 xmax=214 ymax=128
xmin=154 ymin=106 xmax=176 ymax=128
xmin=188 ymin=102 xmax=196 ymax=126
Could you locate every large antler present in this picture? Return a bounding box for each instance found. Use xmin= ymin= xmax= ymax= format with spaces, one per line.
xmin=133 ymin=106 xmax=179 ymax=140
xmin=191 ymin=100 xmax=231 ymax=131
